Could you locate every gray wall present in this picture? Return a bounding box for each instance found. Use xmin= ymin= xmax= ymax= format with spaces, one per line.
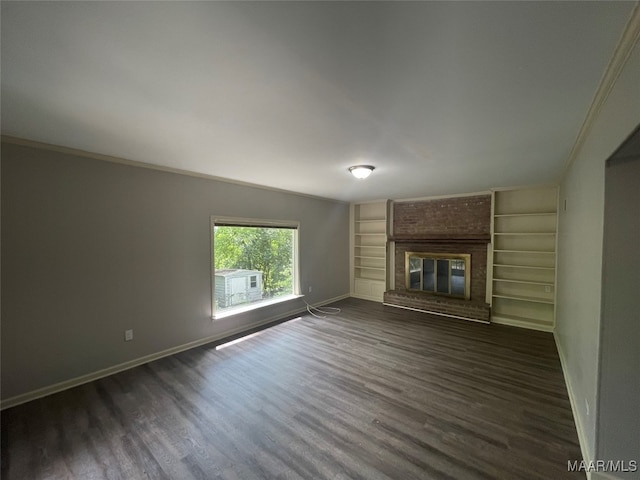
xmin=556 ymin=39 xmax=639 ymax=467
xmin=598 ymin=152 xmax=640 ymax=477
xmin=1 ymin=142 xmax=350 ymax=401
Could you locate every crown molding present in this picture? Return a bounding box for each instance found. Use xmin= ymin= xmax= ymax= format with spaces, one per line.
xmin=393 ymin=190 xmax=492 ymax=203
xmin=0 ymin=135 xmax=348 ymax=205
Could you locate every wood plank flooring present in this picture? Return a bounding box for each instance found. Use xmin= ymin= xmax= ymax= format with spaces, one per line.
xmin=1 ymin=298 xmax=584 ymax=479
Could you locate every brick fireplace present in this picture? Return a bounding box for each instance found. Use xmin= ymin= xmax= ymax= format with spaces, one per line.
xmin=383 ymin=194 xmax=492 ymax=322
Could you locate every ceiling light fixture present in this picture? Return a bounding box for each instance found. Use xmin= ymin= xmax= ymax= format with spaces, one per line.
xmin=349 ymin=165 xmax=375 ymax=179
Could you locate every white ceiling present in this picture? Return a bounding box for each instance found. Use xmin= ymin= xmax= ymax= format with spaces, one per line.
xmin=1 ymin=1 xmax=635 ymax=202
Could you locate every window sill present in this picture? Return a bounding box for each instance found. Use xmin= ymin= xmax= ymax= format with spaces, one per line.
xmin=212 ymin=294 xmax=304 ymax=320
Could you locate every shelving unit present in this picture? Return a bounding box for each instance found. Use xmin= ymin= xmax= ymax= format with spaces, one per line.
xmin=490 ymin=187 xmax=558 ymax=330
xmin=351 ymin=201 xmax=389 ymax=302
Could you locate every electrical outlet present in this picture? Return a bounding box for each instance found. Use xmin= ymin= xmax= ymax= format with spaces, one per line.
xmin=308 ymin=285 xmax=312 ymax=293
xmin=124 ymin=329 xmax=133 ymax=342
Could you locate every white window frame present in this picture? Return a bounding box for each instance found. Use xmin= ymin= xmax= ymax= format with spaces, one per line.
xmin=211 ymin=216 xmax=301 ymax=319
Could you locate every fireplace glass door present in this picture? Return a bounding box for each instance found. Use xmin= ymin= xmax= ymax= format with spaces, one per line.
xmin=406 ymin=253 xmax=470 ymax=300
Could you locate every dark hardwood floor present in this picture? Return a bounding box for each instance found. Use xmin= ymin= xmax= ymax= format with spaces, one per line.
xmin=1 ymin=298 xmax=584 ymax=479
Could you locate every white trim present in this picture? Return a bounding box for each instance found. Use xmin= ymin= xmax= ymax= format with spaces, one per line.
xmin=490 ymin=183 xmax=560 ymax=193
xmin=212 ymin=294 xmax=303 ymax=320
xmin=491 ymin=315 xmax=555 ymax=332
xmin=382 ymin=302 xmax=490 ymax=324
xmin=561 ymin=3 xmax=640 ymax=180
xmin=0 ymin=135 xmax=348 ymax=205
xmin=0 ymin=294 xmax=349 ymax=411
xmin=210 ymin=216 xmax=217 ymax=316
xmin=211 ymin=215 xmax=300 ymax=229
xmin=352 ymin=198 xmax=390 ymax=205
xmin=351 ymin=293 xmax=383 ymax=302
xmin=394 ymin=190 xmax=491 ymax=203
xmin=388 ymin=240 xmax=396 ymax=291
xmin=554 ymin=331 xmax=592 ymax=478
xmin=380 ymin=183 xmax=558 ymax=204
xmin=553 ymin=187 xmax=560 ymax=327
xmin=486 ymin=243 xmax=494 ymax=305
xmin=349 ymin=203 xmax=355 ymax=296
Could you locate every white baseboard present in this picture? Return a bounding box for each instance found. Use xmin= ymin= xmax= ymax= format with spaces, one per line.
xmin=1 ymin=294 xmax=350 ymax=410
xmin=491 ymin=315 xmax=555 ymax=332
xmin=351 ymin=293 xmax=384 ymax=302
xmin=554 ymin=331 xmax=592 ymax=478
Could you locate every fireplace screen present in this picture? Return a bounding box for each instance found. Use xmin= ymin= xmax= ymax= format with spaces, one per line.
xmin=405 ymin=252 xmax=471 ymax=300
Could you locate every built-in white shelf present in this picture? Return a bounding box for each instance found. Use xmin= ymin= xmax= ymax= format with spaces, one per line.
xmin=494 ymin=232 xmax=556 ymax=236
xmin=493 ymin=278 xmax=554 ymax=287
xmin=490 ymin=312 xmax=553 ymax=330
xmin=493 ymin=264 xmax=555 ymax=270
xmin=494 ymin=212 xmax=557 ymax=217
xmin=351 ymin=201 xmax=389 ymax=302
xmin=493 ymin=249 xmax=556 ymax=254
xmin=492 ymin=293 xmax=554 ymax=304
xmin=490 ymin=187 xmax=558 ymax=331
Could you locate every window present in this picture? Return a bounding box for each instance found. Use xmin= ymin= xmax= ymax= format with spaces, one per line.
xmin=212 ymin=217 xmax=299 ymax=317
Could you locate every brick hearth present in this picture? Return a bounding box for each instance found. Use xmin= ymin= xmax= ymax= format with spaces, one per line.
xmin=383 ymin=290 xmax=491 ymax=322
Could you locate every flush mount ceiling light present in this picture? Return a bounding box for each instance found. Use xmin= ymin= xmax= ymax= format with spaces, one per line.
xmin=349 ymin=165 xmax=375 ymax=179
